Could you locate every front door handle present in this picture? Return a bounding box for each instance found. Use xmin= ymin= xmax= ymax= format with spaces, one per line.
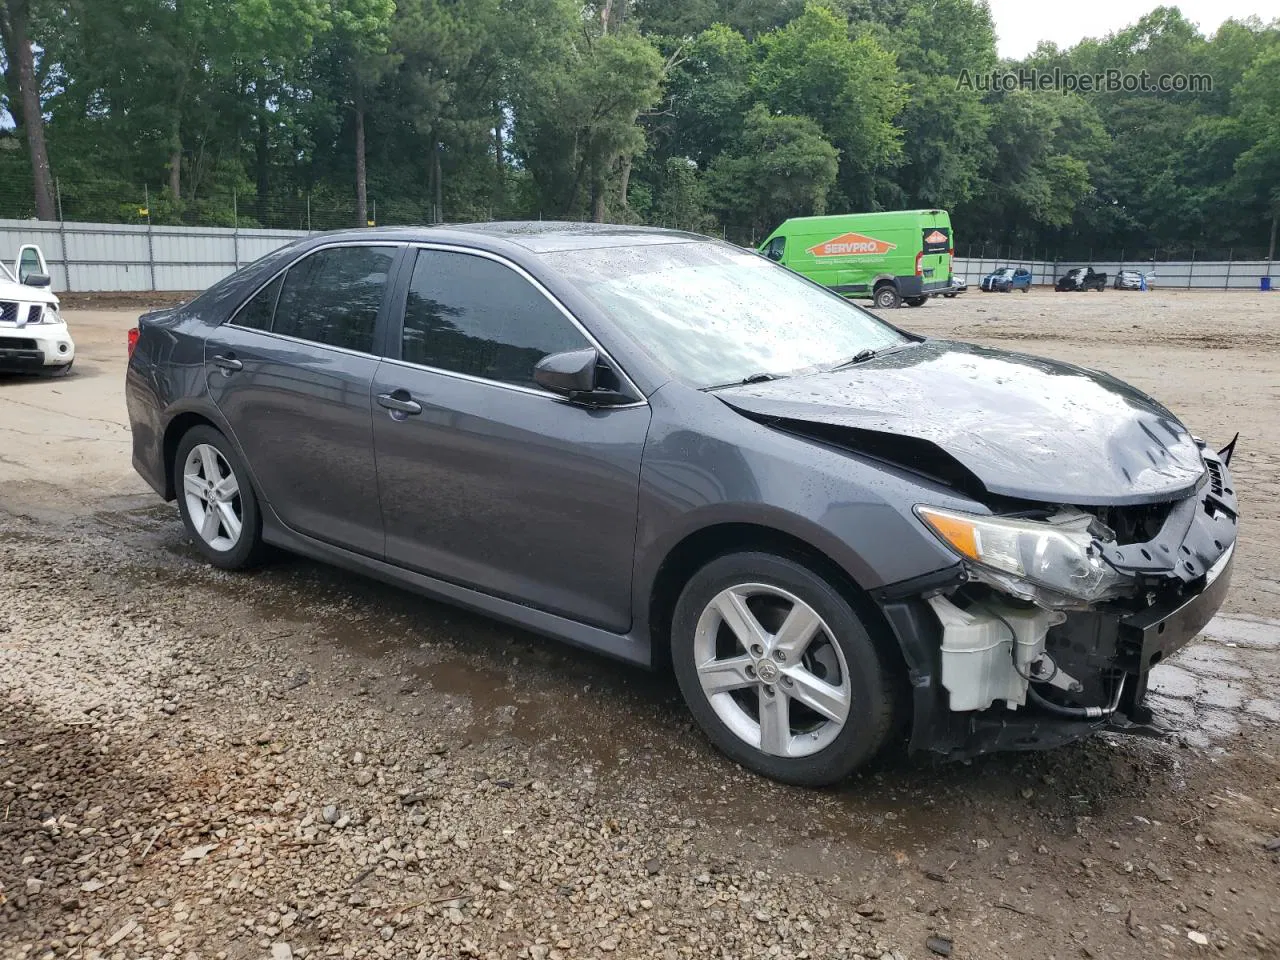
xmin=212 ymin=353 xmax=243 ymax=373
xmin=376 ymin=391 xmax=422 ymax=416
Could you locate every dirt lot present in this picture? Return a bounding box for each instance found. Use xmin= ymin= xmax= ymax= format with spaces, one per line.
xmin=2 ymin=289 xmax=1278 ymax=960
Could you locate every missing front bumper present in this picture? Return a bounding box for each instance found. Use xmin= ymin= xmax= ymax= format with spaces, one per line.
xmin=878 ymin=451 xmax=1239 ymax=759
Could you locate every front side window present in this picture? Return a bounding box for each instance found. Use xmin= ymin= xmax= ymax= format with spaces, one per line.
xmin=272 ymin=245 xmax=396 ymax=353
xmin=763 ymin=236 xmax=786 ymax=261
xmin=400 ymin=250 xmax=590 ymax=388
xmin=543 ymin=241 xmax=906 ymax=389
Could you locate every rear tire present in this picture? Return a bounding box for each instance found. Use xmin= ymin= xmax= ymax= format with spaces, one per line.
xmin=873 ymin=284 xmax=901 ymax=309
xmin=670 ymin=552 xmax=900 ymax=786
xmin=174 ymin=425 xmax=267 ymax=570
xmin=904 ymin=296 xmax=927 ymax=307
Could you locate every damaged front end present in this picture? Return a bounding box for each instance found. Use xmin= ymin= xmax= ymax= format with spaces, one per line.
xmin=878 ymin=439 xmax=1239 ymax=759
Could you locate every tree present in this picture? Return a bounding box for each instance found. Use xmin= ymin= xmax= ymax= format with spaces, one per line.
xmin=328 ymin=0 xmax=397 ymax=225
xmin=514 ymin=22 xmax=664 ymax=220
xmin=706 ymin=104 xmax=838 ymax=238
xmin=752 ymin=4 xmax=904 ymax=208
xmin=1230 ymin=47 xmax=1280 ymax=261
xmin=0 ymin=0 xmax=54 ymax=219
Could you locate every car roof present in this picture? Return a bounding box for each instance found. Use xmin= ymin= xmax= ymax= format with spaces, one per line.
xmin=302 ymin=221 xmax=710 ymax=254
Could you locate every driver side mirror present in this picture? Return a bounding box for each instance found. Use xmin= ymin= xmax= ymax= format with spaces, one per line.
xmin=22 ymin=272 xmax=51 ymax=288
xmin=534 ymin=348 xmax=633 ymax=407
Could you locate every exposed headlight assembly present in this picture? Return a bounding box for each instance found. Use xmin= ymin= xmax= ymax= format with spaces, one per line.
xmin=916 ymin=506 xmax=1133 ymax=609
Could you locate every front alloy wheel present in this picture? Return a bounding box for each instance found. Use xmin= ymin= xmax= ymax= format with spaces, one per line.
xmin=693 ymin=584 xmax=852 ymax=758
xmin=672 ymin=552 xmax=900 ymax=785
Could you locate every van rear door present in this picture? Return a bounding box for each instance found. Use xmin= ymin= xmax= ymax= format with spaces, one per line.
xmin=918 ymin=212 xmax=952 ymax=290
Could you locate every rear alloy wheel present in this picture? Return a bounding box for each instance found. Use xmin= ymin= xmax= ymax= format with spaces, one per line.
xmin=175 ymin=425 xmax=266 ymax=569
xmin=671 ymin=552 xmax=899 ymax=785
xmin=873 ymin=285 xmax=901 ymax=309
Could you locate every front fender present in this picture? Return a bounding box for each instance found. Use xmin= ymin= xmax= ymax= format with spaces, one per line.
xmin=631 ymin=384 xmax=975 ymax=633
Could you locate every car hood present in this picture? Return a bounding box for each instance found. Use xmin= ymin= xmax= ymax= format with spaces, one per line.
xmin=0 ymin=277 xmax=58 ymax=305
xmin=718 ymin=340 xmax=1206 ymax=506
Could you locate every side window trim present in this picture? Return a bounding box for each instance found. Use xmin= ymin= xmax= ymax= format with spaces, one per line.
xmin=225 ymin=241 xmax=405 ymax=358
xmin=389 ymin=242 xmax=644 ymax=402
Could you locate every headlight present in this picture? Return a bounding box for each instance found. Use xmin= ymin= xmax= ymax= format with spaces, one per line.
xmin=915 ymin=506 xmax=1132 ymax=608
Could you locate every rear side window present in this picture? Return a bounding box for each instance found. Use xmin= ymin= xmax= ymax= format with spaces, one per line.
xmin=400 ymin=250 xmax=589 ymax=388
xmin=232 ymin=274 xmax=283 ymax=331
xmin=272 ymin=245 xmax=396 ymax=353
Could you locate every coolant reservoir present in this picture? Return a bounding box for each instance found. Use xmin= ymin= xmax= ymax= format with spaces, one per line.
xmin=927 ymin=596 xmax=1055 ymax=712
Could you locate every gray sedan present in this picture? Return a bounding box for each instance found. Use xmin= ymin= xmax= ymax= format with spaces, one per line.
xmin=126 ymin=223 xmax=1237 ymax=785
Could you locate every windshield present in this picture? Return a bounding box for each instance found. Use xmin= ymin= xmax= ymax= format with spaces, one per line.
xmin=544 ymin=241 xmax=907 ymax=389
xmin=995 ymin=268 xmax=1014 ymax=278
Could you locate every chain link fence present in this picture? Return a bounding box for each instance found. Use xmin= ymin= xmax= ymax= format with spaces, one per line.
xmin=0 ymin=178 xmax=1274 ymax=291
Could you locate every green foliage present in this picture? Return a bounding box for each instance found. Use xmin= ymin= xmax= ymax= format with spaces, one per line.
xmin=0 ymin=0 xmax=1275 ymax=256
xmin=706 ymin=103 xmax=838 ymax=236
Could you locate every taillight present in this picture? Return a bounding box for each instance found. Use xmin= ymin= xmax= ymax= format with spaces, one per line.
xmin=127 ymin=327 xmax=140 ymax=357
xmin=914 ymin=250 xmax=924 ymax=276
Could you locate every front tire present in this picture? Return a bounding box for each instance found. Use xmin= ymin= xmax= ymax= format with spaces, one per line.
xmin=174 ymin=425 xmax=266 ymax=570
xmin=671 ymin=552 xmax=900 ymax=786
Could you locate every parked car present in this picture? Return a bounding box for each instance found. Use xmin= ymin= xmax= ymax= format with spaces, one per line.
xmin=1114 ymin=270 xmax=1154 ymax=290
xmin=0 ymin=243 xmax=74 ymax=376
xmin=943 ymin=276 xmax=967 ymax=298
xmin=980 ymin=267 xmax=1032 ymax=293
xmin=1055 ymin=267 xmax=1107 ymax=291
xmin=126 ymin=223 xmax=1238 ymax=786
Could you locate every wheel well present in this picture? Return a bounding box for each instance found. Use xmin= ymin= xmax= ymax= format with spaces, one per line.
xmin=873 ymin=278 xmax=896 ymax=290
xmin=161 ymin=412 xmax=218 ymax=499
xmin=647 ymin=522 xmax=899 ymax=673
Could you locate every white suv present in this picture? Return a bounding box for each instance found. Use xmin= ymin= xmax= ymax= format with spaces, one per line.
xmin=0 ymin=243 xmax=74 ymax=376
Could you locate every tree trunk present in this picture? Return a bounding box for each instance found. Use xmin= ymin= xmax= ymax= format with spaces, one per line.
xmin=591 ymin=177 xmax=606 ymax=223
xmin=0 ymin=0 xmax=55 ymax=220
xmin=493 ymin=104 xmax=504 ymax=211
xmin=354 ymin=88 xmax=367 ymax=226
xmin=168 ymin=129 xmax=182 ymax=203
xmin=618 ymin=155 xmax=632 ymax=212
xmin=433 ymin=140 xmax=443 ymax=223
xmin=255 ymin=94 xmax=270 ymax=225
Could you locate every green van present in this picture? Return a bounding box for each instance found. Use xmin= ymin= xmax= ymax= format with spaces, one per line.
xmin=758 ymin=209 xmax=954 ymax=308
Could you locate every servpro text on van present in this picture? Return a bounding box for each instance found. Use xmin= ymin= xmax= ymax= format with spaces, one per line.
xmin=759 ymin=209 xmax=953 ymax=308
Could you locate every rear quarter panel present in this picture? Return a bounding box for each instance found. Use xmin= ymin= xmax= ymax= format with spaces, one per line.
xmin=125 ymin=307 xmax=228 ymax=499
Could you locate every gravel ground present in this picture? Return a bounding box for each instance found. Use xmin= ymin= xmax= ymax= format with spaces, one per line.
xmin=2 ymin=289 xmax=1279 ymax=960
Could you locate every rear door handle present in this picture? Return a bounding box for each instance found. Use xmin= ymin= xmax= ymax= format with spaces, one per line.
xmin=212 ymin=354 xmax=243 ymax=372
xmin=376 ymin=391 xmax=422 ymax=416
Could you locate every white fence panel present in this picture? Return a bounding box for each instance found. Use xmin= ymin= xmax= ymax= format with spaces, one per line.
xmin=0 ymin=218 xmax=309 ymax=292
